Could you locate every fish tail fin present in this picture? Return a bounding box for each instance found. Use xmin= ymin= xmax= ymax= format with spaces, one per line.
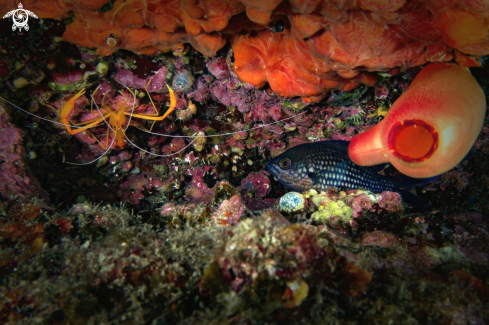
xmin=391 ymin=175 xmax=440 ymax=210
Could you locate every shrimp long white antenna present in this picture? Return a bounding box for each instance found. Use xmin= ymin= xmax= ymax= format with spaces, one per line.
xmin=0 ymin=96 xmax=86 ymax=129
xmin=90 ymin=91 xmax=115 ymax=132
xmin=2 ymin=93 xmax=309 ymax=140
xmin=138 ymin=110 xmax=309 ymax=139
xmin=90 ymin=85 xmax=136 ymax=133
xmin=121 ymin=85 xmax=136 ymax=132
xmin=64 ymin=132 xmax=117 ymax=166
xmin=2 ymin=89 xmax=312 ymax=161
xmin=124 ymin=134 xmax=198 ymax=157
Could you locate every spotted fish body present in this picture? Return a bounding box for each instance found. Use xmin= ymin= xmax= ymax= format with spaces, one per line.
xmin=267 ymin=140 xmax=437 ymax=197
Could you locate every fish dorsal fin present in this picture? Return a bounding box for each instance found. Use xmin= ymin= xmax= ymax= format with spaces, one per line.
xmin=310 ymin=160 xmax=349 ymax=185
xmin=316 ymin=140 xmax=350 ymax=152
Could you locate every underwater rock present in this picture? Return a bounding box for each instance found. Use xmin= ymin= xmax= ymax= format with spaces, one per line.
xmin=187 ymin=76 xmax=212 ymax=103
xmin=358 ymin=230 xmax=402 ymax=248
xmin=113 ymin=62 xmax=168 ymax=92
xmin=279 ymin=192 xmax=305 ymax=213
xmin=47 ymin=55 xmax=107 ymax=92
xmin=2 ymin=200 xmax=489 ymax=323
xmin=240 ymin=171 xmax=275 ymax=210
xmin=452 ymin=212 xmax=489 ymax=265
xmin=213 ymin=194 xmax=246 ymax=226
xmin=185 ymin=166 xmax=238 ymax=206
xmin=0 ymin=57 xmax=10 ymax=79
xmin=206 ymin=56 xmax=231 ymax=80
xmin=0 ymin=104 xmax=49 ymax=203
xmin=376 ymin=191 xmax=403 ymax=212
xmin=240 ymin=171 xmax=271 ymax=198
xmin=160 ymin=201 xmax=208 ymax=227
xmin=172 ymin=71 xmax=194 ymax=93
xmin=282 ymin=279 xmax=309 ymax=308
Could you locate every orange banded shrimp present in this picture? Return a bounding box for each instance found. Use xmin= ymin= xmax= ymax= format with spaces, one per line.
xmin=50 ymin=82 xmax=181 ymax=165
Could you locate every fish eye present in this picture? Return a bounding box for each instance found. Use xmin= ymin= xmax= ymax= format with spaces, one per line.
xmin=279 ymin=158 xmax=291 ymax=169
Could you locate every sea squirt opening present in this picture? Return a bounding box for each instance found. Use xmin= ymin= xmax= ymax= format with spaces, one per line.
xmin=388 ymin=119 xmax=438 ymax=162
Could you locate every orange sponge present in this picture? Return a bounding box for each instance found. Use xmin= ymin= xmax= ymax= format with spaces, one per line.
xmin=348 ymin=63 xmax=486 ymax=178
xmin=230 ymin=29 xmax=378 ymax=102
xmin=2 ymin=0 xmax=489 ymax=99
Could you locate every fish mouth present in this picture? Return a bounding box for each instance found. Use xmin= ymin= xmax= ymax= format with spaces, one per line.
xmin=266 ymin=161 xmax=280 ymax=179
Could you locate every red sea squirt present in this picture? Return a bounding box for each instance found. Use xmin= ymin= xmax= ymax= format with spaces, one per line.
xmin=348 ymin=63 xmax=487 ymax=178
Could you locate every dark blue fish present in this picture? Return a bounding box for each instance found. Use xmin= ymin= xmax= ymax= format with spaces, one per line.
xmin=267 ymin=140 xmax=438 ymax=209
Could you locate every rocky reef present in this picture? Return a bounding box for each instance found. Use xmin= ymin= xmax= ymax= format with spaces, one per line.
xmin=2 ymin=202 xmax=489 ymax=324
xmin=0 ymin=1 xmax=489 ymax=324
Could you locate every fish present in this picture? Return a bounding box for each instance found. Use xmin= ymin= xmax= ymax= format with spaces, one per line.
xmin=267 ymin=140 xmax=438 ymax=209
